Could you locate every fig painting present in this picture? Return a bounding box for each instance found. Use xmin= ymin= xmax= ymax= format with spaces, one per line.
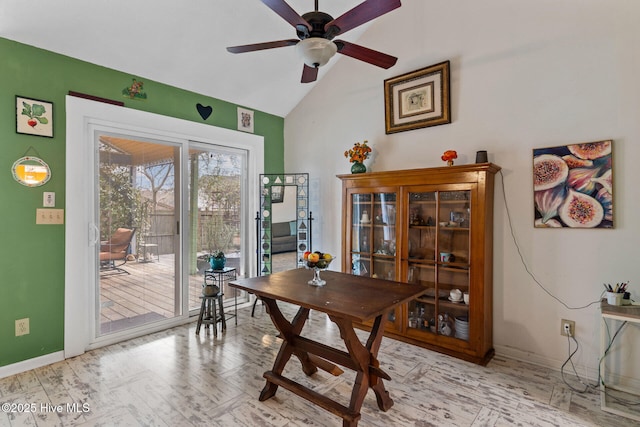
xmin=533 ymin=140 xmax=613 ymax=228
xmin=16 ymin=96 xmax=53 ymax=138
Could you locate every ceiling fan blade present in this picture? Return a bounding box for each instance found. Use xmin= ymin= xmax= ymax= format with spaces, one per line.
xmin=227 ymin=39 xmax=299 ymax=53
xmin=325 ymin=0 xmax=401 ymax=36
xmin=261 ymin=0 xmax=311 ymax=31
xmin=301 ymin=64 xmax=319 ymax=83
xmin=335 ymin=40 xmax=397 ymax=69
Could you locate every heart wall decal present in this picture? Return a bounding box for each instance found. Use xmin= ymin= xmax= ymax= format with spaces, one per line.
xmin=196 ymin=103 xmax=213 ymax=120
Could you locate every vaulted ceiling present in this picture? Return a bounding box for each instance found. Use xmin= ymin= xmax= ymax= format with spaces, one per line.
xmin=0 ymin=0 xmax=386 ymax=117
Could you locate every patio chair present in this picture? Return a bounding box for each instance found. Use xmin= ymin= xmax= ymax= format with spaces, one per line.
xmin=100 ymin=227 xmax=136 ymax=276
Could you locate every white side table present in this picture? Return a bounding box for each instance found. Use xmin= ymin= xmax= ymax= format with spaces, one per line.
xmin=600 ymin=300 xmax=640 ymax=421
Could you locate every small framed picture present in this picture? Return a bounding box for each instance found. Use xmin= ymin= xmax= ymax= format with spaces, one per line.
xmin=384 ymin=61 xmax=451 ymax=134
xmin=237 ymin=107 xmax=254 ymax=133
xmin=271 ymin=185 xmax=284 ymax=203
xmin=16 ymin=96 xmax=54 ymax=138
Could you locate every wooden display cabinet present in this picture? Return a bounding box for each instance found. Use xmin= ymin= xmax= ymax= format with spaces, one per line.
xmin=338 ymin=164 xmax=500 ymax=365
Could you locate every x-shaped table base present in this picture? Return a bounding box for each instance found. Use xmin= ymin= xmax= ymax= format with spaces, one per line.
xmin=258 ymin=298 xmax=393 ymax=427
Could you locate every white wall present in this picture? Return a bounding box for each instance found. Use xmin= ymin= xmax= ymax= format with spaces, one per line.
xmin=284 ymin=0 xmax=640 ymax=381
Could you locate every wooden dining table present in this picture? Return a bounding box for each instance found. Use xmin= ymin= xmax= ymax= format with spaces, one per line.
xmin=229 ymin=268 xmax=427 ymax=427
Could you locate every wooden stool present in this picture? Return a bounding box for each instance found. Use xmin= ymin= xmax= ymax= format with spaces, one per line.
xmin=195 ymin=292 xmax=226 ymax=336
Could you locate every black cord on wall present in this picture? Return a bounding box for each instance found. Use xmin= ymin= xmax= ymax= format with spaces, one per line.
xmin=499 ymin=170 xmax=602 ymax=310
xmin=499 ymin=170 xmax=631 ymax=398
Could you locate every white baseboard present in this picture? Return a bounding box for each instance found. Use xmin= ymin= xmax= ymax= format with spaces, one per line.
xmin=0 ymin=351 xmax=64 ymax=379
xmin=495 ymin=344 xmax=640 ymax=392
xmin=495 ymin=344 xmax=601 ymax=382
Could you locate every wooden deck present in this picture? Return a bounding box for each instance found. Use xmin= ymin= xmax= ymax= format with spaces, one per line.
xmin=98 ymin=252 xmax=296 ymax=334
xmin=99 ymin=254 xmax=243 ymax=334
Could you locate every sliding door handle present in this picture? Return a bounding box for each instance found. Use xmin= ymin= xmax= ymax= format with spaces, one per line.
xmin=89 ymin=223 xmax=99 ymax=246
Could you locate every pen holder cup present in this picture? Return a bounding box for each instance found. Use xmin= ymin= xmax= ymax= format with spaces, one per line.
xmin=606 ymin=291 xmax=623 ymax=306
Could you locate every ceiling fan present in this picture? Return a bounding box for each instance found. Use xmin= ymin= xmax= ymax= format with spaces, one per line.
xmin=227 ymin=0 xmax=401 ymax=83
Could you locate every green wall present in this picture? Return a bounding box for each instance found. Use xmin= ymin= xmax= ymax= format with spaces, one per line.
xmin=0 ymin=37 xmax=284 ymax=367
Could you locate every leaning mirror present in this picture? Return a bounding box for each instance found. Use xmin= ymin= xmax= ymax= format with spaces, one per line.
xmin=258 ymin=173 xmax=310 ymax=275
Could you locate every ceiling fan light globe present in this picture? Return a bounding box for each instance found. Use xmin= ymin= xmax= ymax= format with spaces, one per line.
xmin=296 ymin=37 xmax=337 ymax=68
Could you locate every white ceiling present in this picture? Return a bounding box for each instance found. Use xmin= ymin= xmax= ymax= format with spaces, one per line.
xmin=0 ymin=0 xmax=388 ymax=117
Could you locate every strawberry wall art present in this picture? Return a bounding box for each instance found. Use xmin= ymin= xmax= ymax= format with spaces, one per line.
xmin=533 ymin=140 xmax=613 ymax=228
xmin=16 ymin=96 xmax=53 ymax=138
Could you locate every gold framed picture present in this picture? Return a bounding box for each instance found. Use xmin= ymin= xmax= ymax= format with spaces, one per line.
xmin=384 ymin=60 xmax=450 ymax=134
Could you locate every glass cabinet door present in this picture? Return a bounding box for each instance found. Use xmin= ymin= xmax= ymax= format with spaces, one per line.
xmin=405 ymin=189 xmax=471 ymax=341
xmin=348 ymin=190 xmax=399 ymax=329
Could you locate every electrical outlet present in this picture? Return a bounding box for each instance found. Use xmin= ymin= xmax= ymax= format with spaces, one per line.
xmin=15 ymin=318 xmax=30 ymax=336
xmin=43 ymin=191 xmax=55 ymax=207
xmin=560 ymin=319 xmax=575 ymax=337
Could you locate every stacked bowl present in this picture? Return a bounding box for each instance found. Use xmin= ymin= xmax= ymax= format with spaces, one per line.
xmin=455 ymin=316 xmax=469 ymax=340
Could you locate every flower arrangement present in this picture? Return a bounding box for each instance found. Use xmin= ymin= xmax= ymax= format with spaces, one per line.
xmin=441 ymin=150 xmax=458 ymax=166
xmin=344 ymin=140 xmax=372 ymax=164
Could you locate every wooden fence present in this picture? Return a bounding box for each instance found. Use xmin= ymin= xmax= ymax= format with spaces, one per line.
xmin=141 ymin=211 xmax=239 ymax=255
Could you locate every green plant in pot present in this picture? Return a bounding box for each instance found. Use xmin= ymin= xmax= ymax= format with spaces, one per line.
xmin=209 ymin=251 xmax=226 ymax=270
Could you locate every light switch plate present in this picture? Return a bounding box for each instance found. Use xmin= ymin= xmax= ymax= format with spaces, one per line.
xmin=36 ymin=208 xmax=64 ymax=224
xmin=15 ymin=318 xmax=29 ymax=336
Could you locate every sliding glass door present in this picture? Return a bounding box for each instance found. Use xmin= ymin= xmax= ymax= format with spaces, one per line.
xmin=96 ymin=135 xmax=251 ymax=335
xmin=65 ymin=95 xmax=263 ymax=356
xmin=97 ymin=133 xmax=181 ymax=336
xmin=187 ymin=144 xmax=249 ymax=313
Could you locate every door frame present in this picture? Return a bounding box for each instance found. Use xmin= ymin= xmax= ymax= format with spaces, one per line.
xmin=65 ymin=96 xmax=263 ymax=358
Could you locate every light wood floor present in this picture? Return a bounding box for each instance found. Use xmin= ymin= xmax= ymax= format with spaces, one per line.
xmin=0 ymin=303 xmax=634 ymax=427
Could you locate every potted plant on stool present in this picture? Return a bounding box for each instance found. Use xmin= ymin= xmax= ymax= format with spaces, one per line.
xmin=209 ymin=251 xmax=226 ymax=271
